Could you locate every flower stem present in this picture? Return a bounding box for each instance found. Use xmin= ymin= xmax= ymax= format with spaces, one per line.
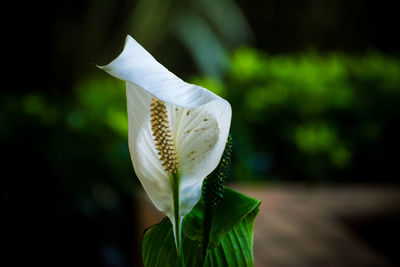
xmin=202 ymin=205 xmax=214 ymax=261
xmin=170 ymin=172 xmax=185 ymax=267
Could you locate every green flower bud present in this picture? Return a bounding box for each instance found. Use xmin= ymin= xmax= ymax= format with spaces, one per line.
xmin=203 ymin=134 xmax=233 ymax=208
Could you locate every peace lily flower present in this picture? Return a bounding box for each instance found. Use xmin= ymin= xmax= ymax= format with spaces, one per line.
xmin=98 ymin=35 xmax=231 ymax=253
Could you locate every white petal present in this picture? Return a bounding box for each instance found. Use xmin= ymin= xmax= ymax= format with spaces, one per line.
xmin=98 ymin=35 xmax=222 ymax=108
xmin=167 ymin=100 xmax=231 ymax=216
xmin=99 ymin=35 xmax=232 ymax=222
xmin=126 ymin=80 xmax=231 ymax=219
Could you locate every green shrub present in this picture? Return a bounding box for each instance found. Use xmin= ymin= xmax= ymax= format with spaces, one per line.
xmin=193 ymin=48 xmax=400 ymax=182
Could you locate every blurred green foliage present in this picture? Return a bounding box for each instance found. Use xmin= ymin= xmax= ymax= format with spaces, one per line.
xmin=1 ymin=77 xmax=135 ymax=213
xmin=1 ymin=77 xmax=139 ymax=266
xmin=193 ymin=48 xmax=400 ymax=182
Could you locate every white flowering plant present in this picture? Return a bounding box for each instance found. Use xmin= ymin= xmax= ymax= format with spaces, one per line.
xmin=98 ymin=35 xmax=260 ymax=266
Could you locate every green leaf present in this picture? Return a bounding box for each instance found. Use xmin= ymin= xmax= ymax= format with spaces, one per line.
xmin=142 ymin=218 xmax=203 ymax=267
xmin=204 ymin=206 xmax=259 ymax=266
xmin=141 ymin=187 xmax=261 ymax=266
xmin=183 ymin=187 xmax=260 ymax=248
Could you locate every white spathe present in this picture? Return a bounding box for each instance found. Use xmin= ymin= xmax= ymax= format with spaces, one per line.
xmin=98 ymin=35 xmax=231 ymax=237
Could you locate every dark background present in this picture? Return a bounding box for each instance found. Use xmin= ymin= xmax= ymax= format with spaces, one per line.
xmin=2 ymin=0 xmax=399 ymax=266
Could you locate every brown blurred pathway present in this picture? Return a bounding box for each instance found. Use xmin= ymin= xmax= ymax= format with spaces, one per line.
xmin=137 ymin=184 xmax=400 ymax=267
